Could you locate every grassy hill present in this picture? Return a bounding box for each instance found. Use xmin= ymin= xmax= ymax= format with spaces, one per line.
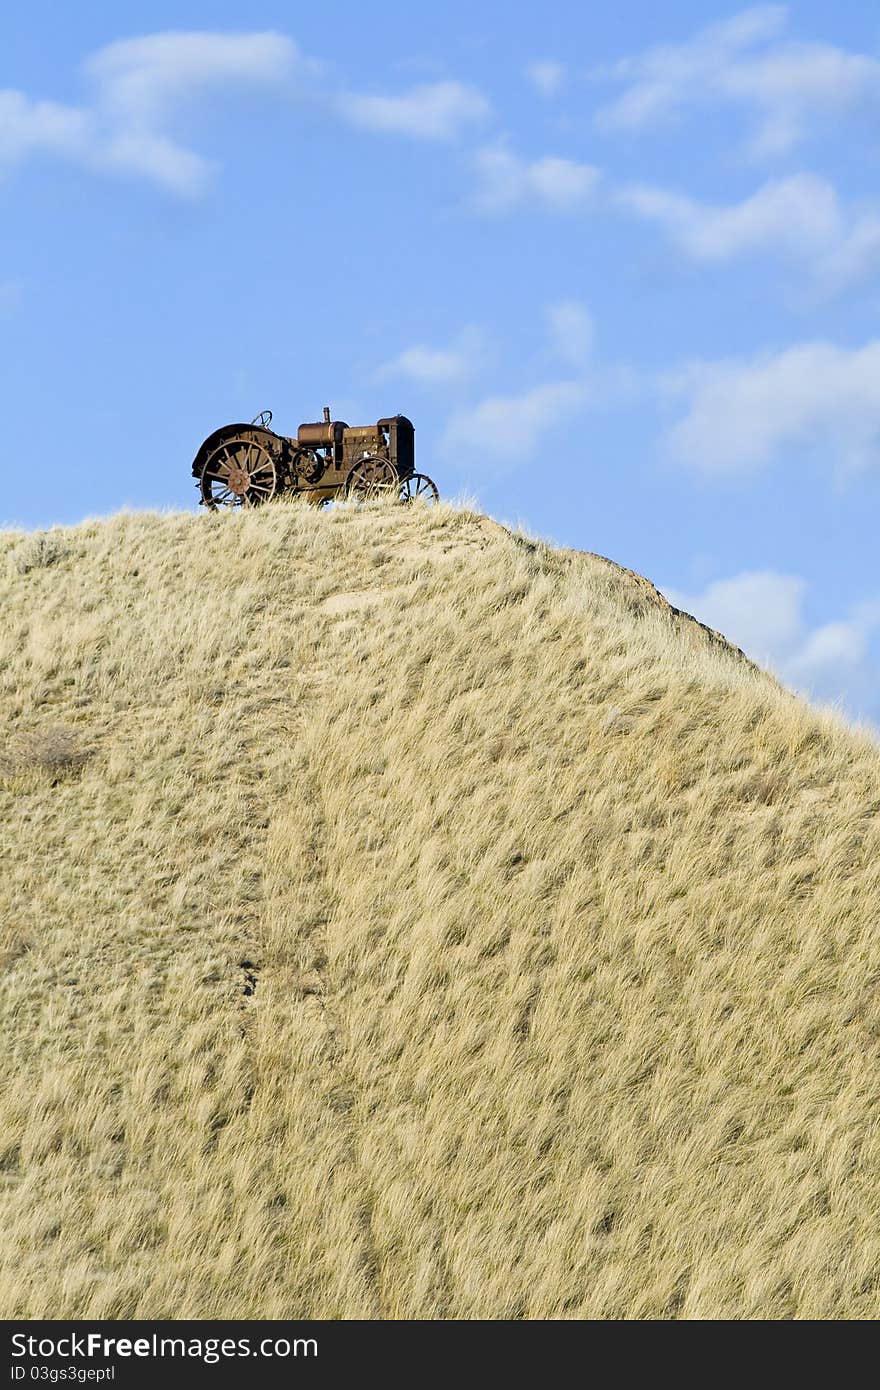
xmin=2 ymin=500 xmax=880 ymax=1320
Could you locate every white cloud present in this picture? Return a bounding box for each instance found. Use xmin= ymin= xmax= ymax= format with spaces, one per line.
xmin=668 ymin=570 xmax=805 ymax=656
xmin=664 ymin=340 xmax=880 ymax=475
xmin=1 ymin=36 xmax=488 ymax=193
xmin=84 ymin=31 xmax=300 ymax=124
xmin=667 ymin=569 xmax=880 ymax=717
xmin=97 ymin=130 xmax=214 ymax=195
xmin=0 ymin=31 xmax=300 ymax=194
xmin=87 ymin=30 xmax=298 ymax=192
xmin=619 ymin=173 xmax=834 ymax=260
xmin=596 ymin=7 xmax=787 ymax=130
xmin=472 ymin=146 xmax=600 ymax=212
xmin=0 ymin=89 xmax=90 ymax=165
xmin=817 ymin=214 xmax=880 ymax=292
xmin=337 ymin=81 xmax=489 ymax=140
xmin=618 ymin=173 xmax=880 ymax=291
xmin=377 ymin=327 xmax=486 ymax=386
xmin=526 ymin=61 xmax=565 ymax=97
xmin=789 ymin=620 xmax=867 ymax=679
xmin=441 ymin=380 xmax=588 ymax=469
xmin=436 ymin=308 xmax=631 ymax=471
xmin=723 ymin=36 xmax=880 ymax=158
xmin=596 ymin=6 xmax=880 ymax=156
xmin=546 ymin=300 xmax=594 ymax=367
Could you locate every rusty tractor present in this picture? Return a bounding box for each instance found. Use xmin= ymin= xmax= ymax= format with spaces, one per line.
xmin=191 ymin=408 xmax=439 ymax=509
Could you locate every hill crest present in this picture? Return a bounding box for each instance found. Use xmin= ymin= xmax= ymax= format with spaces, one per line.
xmin=2 ymin=502 xmax=879 ymax=1319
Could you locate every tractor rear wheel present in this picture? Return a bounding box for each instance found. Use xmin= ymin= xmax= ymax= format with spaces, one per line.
xmin=200 ymin=438 xmax=279 ymax=510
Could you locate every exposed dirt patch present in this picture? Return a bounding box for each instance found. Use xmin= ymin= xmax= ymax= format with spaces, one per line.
xmin=0 ymin=725 xmax=92 ymax=788
xmin=321 ymin=591 xmax=384 ymax=615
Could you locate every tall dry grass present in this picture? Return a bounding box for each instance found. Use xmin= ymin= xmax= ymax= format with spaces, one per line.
xmin=2 ymin=500 xmax=880 ymax=1318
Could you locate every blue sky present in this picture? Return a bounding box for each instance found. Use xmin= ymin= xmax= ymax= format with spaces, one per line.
xmin=3 ymin=1 xmax=880 ymax=722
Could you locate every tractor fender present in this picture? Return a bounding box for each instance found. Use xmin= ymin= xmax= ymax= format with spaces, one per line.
xmin=190 ymin=424 xmax=286 ymax=479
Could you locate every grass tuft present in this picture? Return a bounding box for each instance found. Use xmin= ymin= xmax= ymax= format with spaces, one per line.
xmin=9 ymin=532 xmax=69 ymax=576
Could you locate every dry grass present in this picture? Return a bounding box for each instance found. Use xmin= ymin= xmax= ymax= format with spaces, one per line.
xmin=2 ymin=499 xmax=880 ymax=1319
xmin=8 ymin=531 xmax=69 ymax=577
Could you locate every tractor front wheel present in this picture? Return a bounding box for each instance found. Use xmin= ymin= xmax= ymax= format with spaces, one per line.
xmin=346 ymin=456 xmax=398 ymax=500
xmin=398 ymin=473 xmax=439 ymax=504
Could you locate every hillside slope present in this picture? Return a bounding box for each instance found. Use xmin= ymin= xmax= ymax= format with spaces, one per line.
xmin=2 ymin=501 xmax=880 ymax=1320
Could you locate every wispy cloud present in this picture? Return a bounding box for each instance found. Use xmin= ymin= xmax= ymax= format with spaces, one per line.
xmin=441 ymin=380 xmax=589 ymax=471
xmin=431 ymin=303 xmax=634 ymax=472
xmin=667 ymin=569 xmax=880 ymax=718
xmin=472 ymin=146 xmax=600 ymax=212
xmin=596 ymin=6 xmax=880 ymax=156
xmin=84 ymin=31 xmax=301 ymax=124
xmin=95 ymin=130 xmax=212 ymax=194
xmin=1 ymin=40 xmax=491 ymax=192
xmin=546 ymin=300 xmax=594 ymax=367
xmin=376 ymin=327 xmax=487 ymax=385
xmin=337 ymin=81 xmax=489 ymax=140
xmin=618 ymin=173 xmax=880 ymax=291
xmin=525 ymin=61 xmax=565 ymax=97
xmin=0 ymin=90 xmax=90 ymax=166
xmin=0 ymin=31 xmax=300 ymax=194
xmin=663 ymin=340 xmax=880 ymax=474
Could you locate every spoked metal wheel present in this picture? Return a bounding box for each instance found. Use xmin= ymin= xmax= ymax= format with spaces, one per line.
xmin=200 ymin=438 xmax=279 ymax=510
xmin=293 ymin=447 xmax=324 ymax=485
xmin=346 ymin=456 xmax=398 ymax=501
xmin=398 ymin=473 xmax=439 ymax=504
